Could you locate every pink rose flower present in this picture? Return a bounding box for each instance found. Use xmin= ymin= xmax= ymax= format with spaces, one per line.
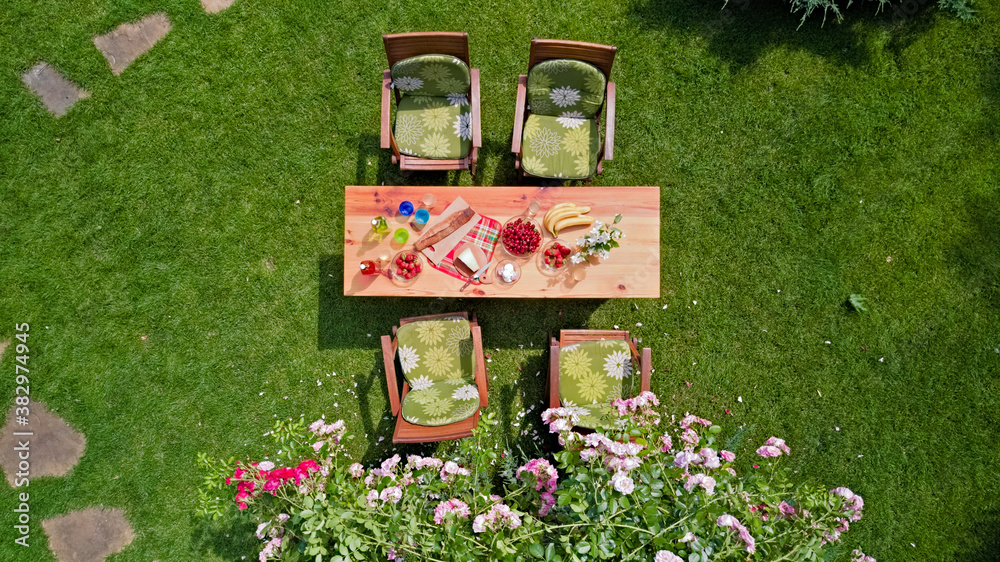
xmin=756 ymin=445 xmax=782 ymax=458
xmin=654 ymin=551 xmax=683 ymax=562
xmin=765 ymin=436 xmax=791 ymax=455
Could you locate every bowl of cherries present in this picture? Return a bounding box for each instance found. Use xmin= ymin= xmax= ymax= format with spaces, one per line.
xmin=537 ymin=240 xmax=573 ymax=276
xmin=390 ymin=251 xmax=422 ymax=286
xmin=501 ymin=217 xmax=542 ymax=259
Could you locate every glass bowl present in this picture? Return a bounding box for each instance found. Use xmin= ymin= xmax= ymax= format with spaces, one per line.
xmin=537 ymin=239 xmax=574 ymax=277
xmin=500 ymin=216 xmax=543 ymax=260
xmin=389 ymin=250 xmax=423 ymax=287
xmin=494 ymin=259 xmax=522 ymax=287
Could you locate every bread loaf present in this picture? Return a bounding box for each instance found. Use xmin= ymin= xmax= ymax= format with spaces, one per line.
xmin=415 ymin=208 xmax=475 ymax=251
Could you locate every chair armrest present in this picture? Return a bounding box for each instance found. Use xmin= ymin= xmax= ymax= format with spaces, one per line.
xmin=639 ymin=347 xmax=652 ymax=393
xmin=381 ymin=335 xmax=401 ymax=416
xmin=470 ymin=68 xmax=482 ymax=148
xmin=603 ymin=81 xmax=615 ymax=161
xmin=548 ymin=343 xmax=561 ymax=409
xmin=472 ymin=325 xmax=488 ymax=408
xmin=381 ymin=71 xmax=393 ymax=149
xmin=512 ymin=74 xmax=528 ymax=154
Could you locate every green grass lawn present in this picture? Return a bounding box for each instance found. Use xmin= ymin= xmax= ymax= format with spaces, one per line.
xmin=1 ymin=0 xmax=998 ymax=560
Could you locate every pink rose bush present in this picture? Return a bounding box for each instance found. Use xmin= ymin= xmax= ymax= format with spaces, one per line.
xmin=199 ymin=398 xmax=874 ymax=561
xmin=538 ymin=392 xmax=874 ymax=561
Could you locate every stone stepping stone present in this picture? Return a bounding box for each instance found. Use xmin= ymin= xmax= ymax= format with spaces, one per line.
xmin=43 ymin=507 xmax=134 ymax=562
xmin=22 ymin=63 xmax=91 ymax=117
xmin=0 ymin=402 xmax=86 ymax=486
xmin=0 ymin=340 xmax=8 ymax=359
xmin=92 ymin=13 xmax=171 ymax=76
xmin=201 ymin=0 xmax=235 ymax=13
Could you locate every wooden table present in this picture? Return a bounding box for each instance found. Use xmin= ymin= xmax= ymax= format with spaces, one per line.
xmin=343 ymin=186 xmax=660 ymax=298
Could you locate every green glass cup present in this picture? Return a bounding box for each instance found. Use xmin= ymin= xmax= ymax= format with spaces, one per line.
xmin=393 ymin=228 xmax=409 ymax=244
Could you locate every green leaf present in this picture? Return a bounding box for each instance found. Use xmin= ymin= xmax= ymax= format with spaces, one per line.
xmin=529 ymin=543 xmax=545 ymax=558
xmin=546 ymin=543 xmax=556 ymax=561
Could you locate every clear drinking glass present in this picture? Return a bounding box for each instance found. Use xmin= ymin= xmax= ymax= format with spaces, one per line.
xmin=422 ymin=193 xmax=436 ymax=209
xmin=527 ymin=200 xmax=541 ymax=216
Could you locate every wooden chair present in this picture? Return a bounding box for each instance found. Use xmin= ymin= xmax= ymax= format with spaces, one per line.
xmin=512 ymin=39 xmax=617 ymax=182
xmin=381 ymin=311 xmax=488 ymax=443
xmin=380 ymin=32 xmax=482 ymax=176
xmin=548 ymin=329 xmax=651 ymax=429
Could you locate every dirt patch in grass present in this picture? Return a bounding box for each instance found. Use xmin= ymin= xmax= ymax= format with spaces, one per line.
xmin=43 ymin=507 xmax=134 ymax=562
xmin=0 ymin=402 xmax=86 ymax=486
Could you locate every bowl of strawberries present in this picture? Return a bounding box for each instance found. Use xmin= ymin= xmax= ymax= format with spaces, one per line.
xmin=537 ymin=239 xmax=573 ymax=276
xmin=390 ymin=250 xmax=423 ymax=287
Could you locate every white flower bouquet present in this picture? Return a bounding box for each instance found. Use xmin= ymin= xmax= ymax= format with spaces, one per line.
xmin=572 ymin=213 xmax=624 ymax=264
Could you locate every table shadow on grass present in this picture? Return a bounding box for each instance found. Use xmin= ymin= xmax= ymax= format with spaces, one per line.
xmin=192 ymin=514 xmax=258 ymax=560
xmin=492 ymin=353 xmax=561 ymax=459
xmin=627 ymin=0 xmax=879 ymax=69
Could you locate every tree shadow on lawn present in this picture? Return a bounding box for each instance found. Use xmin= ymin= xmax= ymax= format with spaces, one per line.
xmin=627 ymin=0 xmax=943 ymax=69
xmin=949 ymin=192 xmax=1000 ymax=310
xmin=948 ymin=60 xmax=1000 ymax=310
xmin=957 ymin=506 xmax=1000 ymax=561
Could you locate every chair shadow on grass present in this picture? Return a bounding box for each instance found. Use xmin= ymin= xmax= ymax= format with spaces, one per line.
xmin=626 ymin=0 xmax=944 ymax=70
xmin=353 ymin=133 xmax=480 ymax=188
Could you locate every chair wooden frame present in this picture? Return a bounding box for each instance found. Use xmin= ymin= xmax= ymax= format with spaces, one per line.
xmin=512 ymin=39 xmax=617 ymax=182
xmin=548 ymin=329 xmax=651 ymax=412
xmin=381 ymin=311 xmax=489 ymax=443
xmin=380 ymin=32 xmax=482 ymax=176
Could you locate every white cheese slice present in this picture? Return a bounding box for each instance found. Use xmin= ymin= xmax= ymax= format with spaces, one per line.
xmin=457 ymin=248 xmax=480 ymax=272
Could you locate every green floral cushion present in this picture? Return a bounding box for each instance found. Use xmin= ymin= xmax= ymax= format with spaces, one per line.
xmin=520 ymin=114 xmax=600 ymax=179
xmin=527 ymin=59 xmax=606 ymax=119
xmin=395 ymin=95 xmax=471 ymax=159
xmin=559 ymin=339 xmax=633 ymax=429
xmin=396 ymin=317 xmax=476 ymax=384
xmin=401 ymin=378 xmax=480 ymax=427
xmin=391 ymin=54 xmax=471 ymax=98
xmin=571 ymin=403 xmax=619 ymax=430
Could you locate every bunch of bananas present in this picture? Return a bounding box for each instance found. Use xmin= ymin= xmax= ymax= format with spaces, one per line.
xmin=542 ymin=203 xmax=595 ymax=237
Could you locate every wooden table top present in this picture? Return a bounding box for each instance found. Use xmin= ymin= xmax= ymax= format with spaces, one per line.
xmin=343 ymin=186 xmax=660 ymax=298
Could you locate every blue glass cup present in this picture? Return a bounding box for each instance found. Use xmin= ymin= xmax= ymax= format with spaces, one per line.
xmin=398 ymin=200 xmax=414 ymax=216
xmin=414 ymin=208 xmax=430 ymax=226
